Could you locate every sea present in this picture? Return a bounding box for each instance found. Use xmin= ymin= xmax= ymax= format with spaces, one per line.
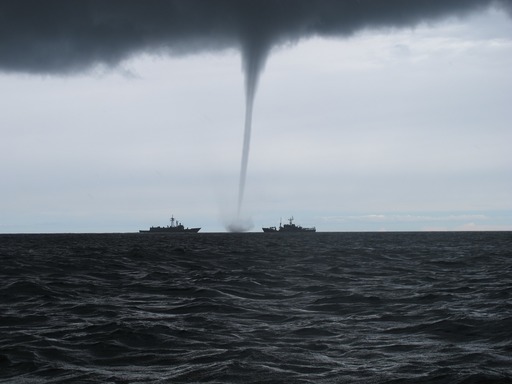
xmin=1 ymin=231 xmax=511 ymax=383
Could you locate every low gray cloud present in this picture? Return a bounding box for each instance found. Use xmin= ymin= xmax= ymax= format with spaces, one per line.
xmin=1 ymin=0 xmax=511 ymax=75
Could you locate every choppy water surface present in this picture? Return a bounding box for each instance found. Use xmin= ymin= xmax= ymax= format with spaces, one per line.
xmin=1 ymin=232 xmax=511 ymax=383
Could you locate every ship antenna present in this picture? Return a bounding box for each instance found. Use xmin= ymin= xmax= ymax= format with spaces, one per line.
xmin=170 ymin=215 xmax=175 ymax=227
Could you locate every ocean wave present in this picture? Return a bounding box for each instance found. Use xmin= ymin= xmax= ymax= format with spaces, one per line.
xmin=1 ymin=232 xmax=511 ymax=383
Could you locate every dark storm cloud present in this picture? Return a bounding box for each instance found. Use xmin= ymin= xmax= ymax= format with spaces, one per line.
xmin=1 ymin=0 xmax=511 ymax=74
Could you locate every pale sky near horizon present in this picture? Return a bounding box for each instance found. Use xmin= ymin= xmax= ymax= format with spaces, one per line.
xmin=1 ymin=5 xmax=511 ymax=233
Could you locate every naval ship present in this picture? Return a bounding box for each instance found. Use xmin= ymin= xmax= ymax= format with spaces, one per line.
xmin=140 ymin=215 xmax=200 ymax=233
xmin=262 ymin=217 xmax=316 ymax=233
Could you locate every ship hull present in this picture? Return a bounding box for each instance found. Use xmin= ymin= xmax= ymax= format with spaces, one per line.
xmin=279 ymin=228 xmax=316 ymax=233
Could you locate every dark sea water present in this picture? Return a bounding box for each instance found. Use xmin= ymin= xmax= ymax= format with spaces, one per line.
xmin=1 ymin=232 xmax=511 ymax=383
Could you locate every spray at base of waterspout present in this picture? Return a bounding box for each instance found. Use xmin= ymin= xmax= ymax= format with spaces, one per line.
xmin=226 ymin=217 xmax=254 ymax=233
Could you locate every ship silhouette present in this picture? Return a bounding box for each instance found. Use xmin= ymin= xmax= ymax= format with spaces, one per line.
xmin=140 ymin=215 xmax=200 ymax=233
xmin=262 ymin=217 xmax=316 ymax=233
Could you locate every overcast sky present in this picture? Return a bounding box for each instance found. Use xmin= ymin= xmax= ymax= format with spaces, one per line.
xmin=1 ymin=1 xmax=511 ymax=233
